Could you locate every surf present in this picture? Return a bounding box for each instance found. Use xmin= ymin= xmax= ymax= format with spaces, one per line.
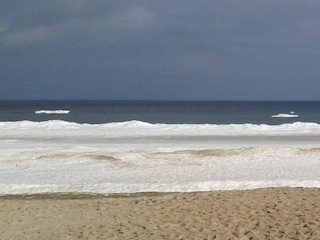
xmin=35 ymin=110 xmax=70 ymax=114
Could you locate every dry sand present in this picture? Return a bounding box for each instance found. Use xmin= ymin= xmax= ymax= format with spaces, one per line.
xmin=1 ymin=188 xmax=320 ymax=239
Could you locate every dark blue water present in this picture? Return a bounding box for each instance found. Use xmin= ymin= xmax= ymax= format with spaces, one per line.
xmin=1 ymin=101 xmax=320 ymax=124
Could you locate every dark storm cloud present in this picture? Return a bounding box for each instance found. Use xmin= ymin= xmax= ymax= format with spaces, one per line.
xmin=1 ymin=0 xmax=320 ymax=100
xmin=1 ymin=0 xmax=151 ymax=48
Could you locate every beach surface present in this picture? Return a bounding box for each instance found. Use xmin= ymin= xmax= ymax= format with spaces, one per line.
xmin=1 ymin=187 xmax=320 ymax=239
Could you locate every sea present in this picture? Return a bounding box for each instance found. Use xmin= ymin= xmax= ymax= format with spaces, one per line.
xmin=1 ymin=100 xmax=320 ymax=195
xmin=2 ymin=100 xmax=320 ymax=124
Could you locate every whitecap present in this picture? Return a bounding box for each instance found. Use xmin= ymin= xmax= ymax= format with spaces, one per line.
xmin=271 ymin=111 xmax=299 ymax=118
xmin=35 ymin=110 xmax=70 ymax=114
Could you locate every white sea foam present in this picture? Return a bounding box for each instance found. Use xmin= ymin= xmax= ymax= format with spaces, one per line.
xmin=35 ymin=110 xmax=70 ymax=114
xmin=1 ymin=120 xmax=320 ymax=195
xmin=1 ymin=120 xmax=320 ymax=136
xmin=271 ymin=111 xmax=299 ymax=118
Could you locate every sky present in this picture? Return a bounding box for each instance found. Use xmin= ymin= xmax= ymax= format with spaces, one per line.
xmin=1 ymin=0 xmax=320 ymax=101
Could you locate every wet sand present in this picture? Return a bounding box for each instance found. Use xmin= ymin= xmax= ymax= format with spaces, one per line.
xmin=1 ymin=188 xmax=320 ymax=239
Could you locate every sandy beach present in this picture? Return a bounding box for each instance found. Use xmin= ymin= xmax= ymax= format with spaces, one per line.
xmin=1 ymin=188 xmax=320 ymax=239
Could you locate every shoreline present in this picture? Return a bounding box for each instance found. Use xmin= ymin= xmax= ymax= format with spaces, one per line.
xmin=0 ymin=186 xmax=319 ymax=199
xmin=2 ymin=187 xmax=320 ymax=239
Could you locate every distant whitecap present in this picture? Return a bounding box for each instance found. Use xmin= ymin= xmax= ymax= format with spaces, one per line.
xmin=271 ymin=111 xmax=298 ymax=118
xmin=35 ymin=110 xmax=70 ymax=114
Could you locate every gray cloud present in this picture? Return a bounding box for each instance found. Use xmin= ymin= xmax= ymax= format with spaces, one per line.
xmin=1 ymin=0 xmax=320 ymax=100
xmin=1 ymin=1 xmax=154 ymax=48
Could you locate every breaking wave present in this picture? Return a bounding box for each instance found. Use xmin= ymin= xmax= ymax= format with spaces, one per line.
xmin=35 ymin=110 xmax=70 ymax=114
xmin=271 ymin=111 xmax=299 ymax=118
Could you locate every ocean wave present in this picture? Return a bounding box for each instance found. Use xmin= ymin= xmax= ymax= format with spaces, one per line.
xmin=35 ymin=110 xmax=70 ymax=114
xmin=1 ymin=120 xmax=320 ymax=137
xmin=271 ymin=111 xmax=299 ymax=118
